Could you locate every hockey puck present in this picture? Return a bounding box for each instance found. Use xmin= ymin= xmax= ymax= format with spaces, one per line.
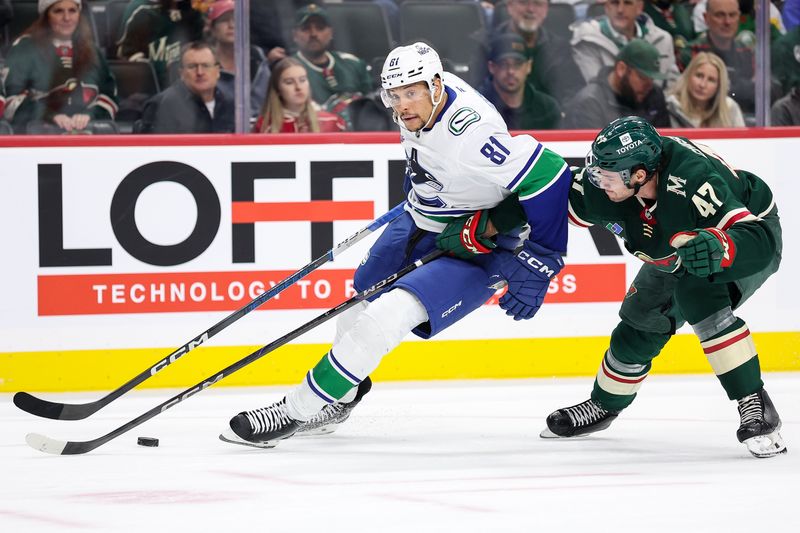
xmin=137 ymin=437 xmax=159 ymax=447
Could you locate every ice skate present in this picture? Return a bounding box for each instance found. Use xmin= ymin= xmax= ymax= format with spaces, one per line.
xmin=736 ymin=388 xmax=787 ymax=458
xmin=297 ymin=377 xmax=372 ymax=436
xmin=540 ymin=398 xmax=619 ymax=438
xmin=219 ymin=398 xmax=301 ymax=449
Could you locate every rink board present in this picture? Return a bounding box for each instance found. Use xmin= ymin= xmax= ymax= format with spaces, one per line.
xmin=1 ymin=129 xmax=798 ymax=392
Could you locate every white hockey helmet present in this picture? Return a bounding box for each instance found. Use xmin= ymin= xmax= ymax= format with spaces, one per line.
xmin=380 ymin=42 xmax=443 ymax=96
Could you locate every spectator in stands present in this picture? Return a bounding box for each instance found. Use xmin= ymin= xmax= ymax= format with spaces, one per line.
xmin=140 ymin=41 xmax=233 ymax=133
xmin=249 ymin=0 xmax=287 ymax=65
xmin=771 ymin=87 xmax=800 ymax=125
xmin=666 ymin=51 xmax=744 ymax=126
xmin=291 ymin=4 xmax=372 ymax=125
xmin=564 ymin=39 xmax=670 ymax=129
xmin=644 ymin=0 xmax=697 ymax=48
xmin=771 ymin=25 xmax=800 ymax=96
xmin=692 ymin=0 xmax=785 ymax=37
xmin=770 ymin=23 xmax=800 ymax=126
xmin=254 ymin=57 xmax=345 ymax=134
xmin=1 ymin=0 xmax=118 ymax=133
xmin=117 ymin=0 xmax=204 ymax=89
xmin=205 ymin=0 xmax=270 ymax=115
xmin=680 ymin=0 xmax=755 ymax=113
xmin=492 ymin=0 xmax=585 ymax=106
xmin=571 ymin=0 xmax=679 ymax=87
xmin=479 ymin=33 xmax=561 ymax=129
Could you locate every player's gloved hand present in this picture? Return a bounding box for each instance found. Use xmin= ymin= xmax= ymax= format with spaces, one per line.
xmin=498 ymin=240 xmax=564 ymax=321
xmin=436 ymin=210 xmax=496 ymax=259
xmin=436 ymin=194 xmax=527 ymax=259
xmin=670 ymin=228 xmax=736 ymax=277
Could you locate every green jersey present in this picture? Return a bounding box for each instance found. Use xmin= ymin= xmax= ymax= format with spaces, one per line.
xmin=569 ymin=136 xmax=777 ymax=274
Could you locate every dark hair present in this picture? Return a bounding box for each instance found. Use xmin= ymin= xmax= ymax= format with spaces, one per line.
xmin=24 ymin=1 xmax=97 ymax=78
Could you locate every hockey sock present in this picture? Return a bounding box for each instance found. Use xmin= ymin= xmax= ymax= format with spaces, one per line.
xmin=698 ymin=317 xmax=763 ymax=400
xmin=285 ymin=289 xmax=427 ymax=420
xmin=591 ymin=322 xmax=666 ymax=411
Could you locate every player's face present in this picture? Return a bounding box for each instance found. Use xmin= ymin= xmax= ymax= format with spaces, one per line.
xmin=383 ymin=82 xmax=434 ymax=131
xmin=688 ymin=62 xmax=720 ymax=105
xmin=508 ymin=0 xmax=549 ymax=33
xmin=588 ymin=167 xmax=634 ymax=202
xmin=705 ymin=0 xmax=740 ymax=41
xmin=278 ymin=65 xmax=311 ymax=111
xmin=489 ymin=57 xmax=532 ymax=93
xmin=47 ymin=0 xmax=81 ymax=40
xmin=605 ymin=0 xmax=643 ymax=35
xmin=293 ymin=18 xmax=333 ymax=56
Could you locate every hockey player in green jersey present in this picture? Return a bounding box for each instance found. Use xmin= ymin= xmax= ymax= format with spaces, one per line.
xmin=541 ymin=116 xmax=786 ymax=458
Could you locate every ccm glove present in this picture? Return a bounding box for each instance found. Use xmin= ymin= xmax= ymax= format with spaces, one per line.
xmin=436 ymin=194 xmax=526 ymax=259
xmin=498 ymin=240 xmax=564 ymax=321
xmin=670 ymin=228 xmax=736 ymax=277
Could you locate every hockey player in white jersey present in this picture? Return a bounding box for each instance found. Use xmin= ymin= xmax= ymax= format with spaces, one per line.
xmin=220 ymin=42 xmax=573 ymax=448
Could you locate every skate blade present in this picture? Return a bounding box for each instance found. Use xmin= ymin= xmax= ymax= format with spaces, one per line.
xmin=743 ymin=431 xmax=788 ymax=458
xmin=539 ymin=427 xmax=589 ymax=439
xmin=296 ymin=425 xmax=338 ymax=437
xmin=219 ymin=428 xmax=279 ymax=449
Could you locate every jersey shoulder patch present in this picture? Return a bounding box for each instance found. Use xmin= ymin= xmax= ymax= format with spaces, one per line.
xmin=447 ymin=107 xmax=481 ymax=136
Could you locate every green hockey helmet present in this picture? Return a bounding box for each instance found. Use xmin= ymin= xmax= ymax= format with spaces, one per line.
xmin=585 ymin=116 xmax=663 ymax=188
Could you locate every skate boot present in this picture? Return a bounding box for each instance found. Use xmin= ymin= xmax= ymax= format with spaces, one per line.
xmin=540 ymin=398 xmax=620 ymax=438
xmin=736 ymin=388 xmax=787 ymax=458
xmin=219 ymin=398 xmax=301 ymax=449
xmin=297 ymin=377 xmax=373 ymax=436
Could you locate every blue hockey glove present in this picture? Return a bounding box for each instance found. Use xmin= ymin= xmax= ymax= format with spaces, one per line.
xmin=498 ymin=240 xmax=564 ymax=321
xmin=670 ymin=228 xmax=736 ymax=277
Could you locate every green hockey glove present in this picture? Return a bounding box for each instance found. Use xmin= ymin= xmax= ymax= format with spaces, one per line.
xmin=436 ymin=210 xmax=496 ymax=259
xmin=670 ymin=228 xmax=736 ymax=277
xmin=435 ymin=194 xmax=527 ymax=259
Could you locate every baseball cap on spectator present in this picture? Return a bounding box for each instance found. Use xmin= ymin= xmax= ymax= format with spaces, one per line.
xmin=207 ymin=0 xmax=234 ymax=23
xmin=295 ymin=4 xmax=330 ymax=27
xmin=489 ymin=33 xmax=527 ymax=63
xmin=39 ymin=0 xmax=80 ymax=14
xmin=616 ymin=39 xmax=666 ymax=80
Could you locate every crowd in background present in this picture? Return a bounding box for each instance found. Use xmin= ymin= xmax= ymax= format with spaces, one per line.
xmin=0 ymin=0 xmax=797 ymax=135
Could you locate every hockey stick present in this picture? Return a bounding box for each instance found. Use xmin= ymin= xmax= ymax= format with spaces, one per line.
xmin=14 ymin=202 xmax=407 ymax=421
xmin=26 ymin=249 xmax=446 ymax=455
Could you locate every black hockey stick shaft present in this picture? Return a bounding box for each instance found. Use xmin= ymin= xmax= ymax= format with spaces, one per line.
xmin=14 ymin=202 xmax=407 ymax=421
xmin=26 ymin=249 xmax=446 ymax=455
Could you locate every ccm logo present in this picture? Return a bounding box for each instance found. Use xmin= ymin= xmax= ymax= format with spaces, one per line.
xmin=518 ymin=251 xmax=556 ymax=278
xmin=441 ymin=300 xmax=462 ymax=318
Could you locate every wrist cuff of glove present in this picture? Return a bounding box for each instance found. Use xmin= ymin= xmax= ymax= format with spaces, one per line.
xmin=489 ymin=194 xmax=527 ymax=234
xmin=670 ymin=228 xmax=736 ymax=268
xmin=462 ymin=211 xmax=495 ymax=254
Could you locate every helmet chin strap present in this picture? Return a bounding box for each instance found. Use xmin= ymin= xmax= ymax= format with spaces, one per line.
xmin=416 ymin=84 xmax=444 ymax=135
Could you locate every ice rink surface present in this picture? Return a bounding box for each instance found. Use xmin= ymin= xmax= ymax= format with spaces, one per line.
xmin=2 ymin=373 xmax=799 ymax=532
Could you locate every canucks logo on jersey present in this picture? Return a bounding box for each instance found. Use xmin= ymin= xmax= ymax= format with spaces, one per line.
xmin=406 ymin=148 xmax=443 ymax=191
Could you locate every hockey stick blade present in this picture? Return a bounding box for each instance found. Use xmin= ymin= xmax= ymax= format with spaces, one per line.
xmin=14 ymin=202 xmax=407 ymax=421
xmin=25 ymin=250 xmax=445 ymax=455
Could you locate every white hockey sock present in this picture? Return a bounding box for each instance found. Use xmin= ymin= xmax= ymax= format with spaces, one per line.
xmin=285 ymin=289 xmax=427 ymax=421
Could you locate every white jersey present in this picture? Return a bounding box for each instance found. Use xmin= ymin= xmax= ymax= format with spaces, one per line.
xmin=400 ymin=73 xmax=568 ymax=232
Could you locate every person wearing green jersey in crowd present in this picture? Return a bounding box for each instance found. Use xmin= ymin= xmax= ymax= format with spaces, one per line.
xmin=540 ymin=116 xmax=786 ymax=458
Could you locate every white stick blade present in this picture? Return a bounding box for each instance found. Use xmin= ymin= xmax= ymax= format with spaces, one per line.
xmin=26 ymin=433 xmax=68 ymax=455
